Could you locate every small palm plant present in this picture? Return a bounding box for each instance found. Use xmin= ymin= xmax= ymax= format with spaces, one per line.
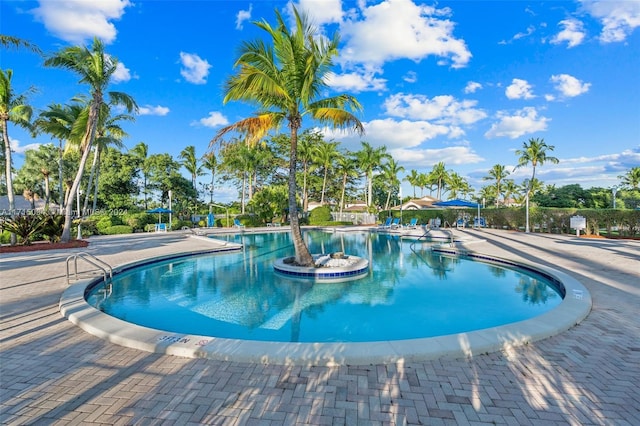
xmin=0 ymin=214 xmax=48 ymax=245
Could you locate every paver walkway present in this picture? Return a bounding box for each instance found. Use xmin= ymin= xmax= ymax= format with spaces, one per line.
xmin=1 ymin=229 xmax=639 ymax=425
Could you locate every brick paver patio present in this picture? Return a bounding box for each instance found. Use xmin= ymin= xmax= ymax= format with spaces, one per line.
xmin=1 ymin=229 xmax=639 ymax=425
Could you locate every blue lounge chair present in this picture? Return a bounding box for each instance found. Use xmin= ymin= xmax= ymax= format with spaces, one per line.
xmin=233 ymin=218 xmax=245 ymax=228
xmin=404 ymin=218 xmax=418 ymax=229
xmin=155 ymin=223 xmax=167 ymax=232
xmin=378 ymin=217 xmax=392 ymax=229
xmin=390 ymin=218 xmax=401 ymax=229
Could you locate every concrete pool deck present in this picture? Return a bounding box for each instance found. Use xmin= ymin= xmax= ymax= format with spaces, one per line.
xmin=1 ymin=228 xmax=639 ymax=424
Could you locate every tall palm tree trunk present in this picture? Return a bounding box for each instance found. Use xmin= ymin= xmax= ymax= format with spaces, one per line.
xmin=289 ymin=125 xmax=313 ymax=266
xmin=61 ymin=103 xmax=99 ymax=242
xmin=92 ymin=159 xmax=101 ymax=212
xmin=83 ymin=146 xmax=99 ymax=212
xmin=2 ymin=120 xmax=16 ymax=245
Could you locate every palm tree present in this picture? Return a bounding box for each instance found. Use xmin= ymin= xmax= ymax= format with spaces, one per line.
xmin=483 ymin=164 xmax=510 ymax=207
xmin=202 ymin=152 xmax=217 ymax=203
xmin=355 ymin=141 xmax=389 ymax=208
xmin=313 ymin=140 xmax=339 ymax=205
xmin=514 ymin=138 xmax=559 ymax=233
xmin=416 ymin=172 xmax=430 ymax=197
xmin=0 ymin=35 xmax=42 ymax=54
xmin=44 ymin=37 xmax=137 ymax=242
xmin=83 ymin=108 xmax=131 ymax=212
xmin=619 ymin=167 xmax=640 ymax=190
xmin=210 ymin=8 xmax=364 ymax=266
xmin=446 ymin=172 xmax=470 ymax=200
xmin=179 ymin=145 xmax=203 ymax=191
xmin=502 ymin=179 xmax=518 ymax=206
xmin=34 ymin=103 xmax=84 ymax=208
xmin=0 ymin=69 xmax=35 ymax=244
xmin=335 ymin=152 xmax=358 ymax=215
xmin=380 ymin=158 xmax=404 ymax=210
xmin=18 ymin=144 xmax=58 ymax=207
xmin=429 ymin=162 xmax=450 ymax=200
xmin=404 ymin=169 xmax=420 ymax=198
xmin=130 ymin=142 xmax=149 ymax=209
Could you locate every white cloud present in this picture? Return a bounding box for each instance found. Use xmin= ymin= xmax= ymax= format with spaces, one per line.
xmin=139 ymin=105 xmax=170 ymax=116
xmin=551 ymin=18 xmax=586 ymax=48
xmin=326 ymin=70 xmax=387 ymax=92
xmin=196 ymin=112 xmax=229 ymax=128
xmin=112 ymin=62 xmax=132 ymax=83
xmin=485 ymin=107 xmax=550 ymax=139
xmin=464 ymin=81 xmax=482 ymax=94
xmin=550 ymin=74 xmax=591 ymax=97
xmin=179 ymin=52 xmax=211 ymax=85
xmin=294 ymin=0 xmax=343 ymax=25
xmin=403 ymin=71 xmax=417 ymax=83
xmin=31 ymin=0 xmax=131 ymax=45
xmin=505 ymin=78 xmax=535 ymax=100
xmin=10 ymin=138 xmax=41 ymax=154
xmin=236 ymin=4 xmax=252 ymax=30
xmin=499 ymin=25 xmax=535 ymax=44
xmin=581 ymin=0 xmax=640 ymax=43
xmin=383 ymin=93 xmax=487 ymax=125
xmin=391 ymin=146 xmax=484 ymax=168
xmin=339 ymin=0 xmax=471 ymax=69
xmin=321 ymin=118 xmax=453 ymax=151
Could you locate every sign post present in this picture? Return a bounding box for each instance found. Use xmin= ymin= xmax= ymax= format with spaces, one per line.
xmin=570 ymin=215 xmax=586 ymax=237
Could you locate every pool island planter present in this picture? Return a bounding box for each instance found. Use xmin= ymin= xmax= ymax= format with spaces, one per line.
xmin=273 ymin=253 xmax=369 ymax=281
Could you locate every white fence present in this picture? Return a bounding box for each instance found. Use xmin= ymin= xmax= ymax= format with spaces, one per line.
xmin=331 ymin=212 xmax=378 ymax=225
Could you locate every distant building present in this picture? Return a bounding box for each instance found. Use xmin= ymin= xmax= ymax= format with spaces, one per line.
xmin=343 ymin=200 xmax=368 ymax=212
xmin=391 ymin=195 xmax=440 ymax=210
xmin=0 ymin=195 xmax=60 ymax=215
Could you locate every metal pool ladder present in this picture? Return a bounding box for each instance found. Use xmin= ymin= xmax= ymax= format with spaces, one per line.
xmin=66 ymin=252 xmax=113 ymax=285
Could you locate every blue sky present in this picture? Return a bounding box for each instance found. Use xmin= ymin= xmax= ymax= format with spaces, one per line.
xmin=2 ymin=0 xmax=639 ymax=203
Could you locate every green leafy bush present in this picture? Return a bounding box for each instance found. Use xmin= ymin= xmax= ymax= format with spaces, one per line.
xmin=309 ymin=206 xmax=332 ymax=224
xmin=0 ymin=214 xmax=47 ymax=245
xmin=101 ymin=225 xmax=133 ymax=235
xmin=40 ymin=213 xmax=65 ymax=243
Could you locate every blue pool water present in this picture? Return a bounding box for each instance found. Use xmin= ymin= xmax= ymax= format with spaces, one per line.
xmin=87 ymin=231 xmax=562 ymax=343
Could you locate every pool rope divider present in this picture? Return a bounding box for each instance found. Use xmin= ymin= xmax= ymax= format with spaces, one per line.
xmin=59 ymin=235 xmax=593 ymax=367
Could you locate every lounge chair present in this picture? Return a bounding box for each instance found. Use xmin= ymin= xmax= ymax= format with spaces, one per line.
xmin=404 ymin=218 xmax=418 ymax=229
xmin=390 ymin=218 xmax=401 ymax=229
xmin=378 ymin=217 xmax=393 ymax=229
xmin=233 ymin=218 xmax=245 ymax=228
xmin=155 ymin=223 xmax=167 ymax=232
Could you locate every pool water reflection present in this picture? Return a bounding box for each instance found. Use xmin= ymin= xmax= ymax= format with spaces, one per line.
xmin=87 ymin=231 xmax=562 ymax=343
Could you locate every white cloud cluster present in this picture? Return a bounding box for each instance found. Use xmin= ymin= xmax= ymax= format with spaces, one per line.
xmin=235 ymin=4 xmax=252 ymax=30
xmin=326 ymin=70 xmax=387 ymax=93
xmin=112 ymin=62 xmax=132 ymax=83
xmin=196 ymin=112 xmax=229 ymax=128
xmin=139 ymin=105 xmax=170 ymax=116
xmin=485 ymin=107 xmax=549 ymax=139
xmin=464 ymin=81 xmax=482 ymax=94
xmin=10 ymin=138 xmax=41 ymax=154
xmin=551 ymin=18 xmax=586 ymax=48
xmin=294 ymin=0 xmax=343 ymax=25
xmin=582 ymin=0 xmax=640 ymax=43
xmin=31 ymin=0 xmax=131 ymax=44
xmin=179 ymin=52 xmax=211 ymax=85
xmin=391 ymin=146 xmax=484 ymax=168
xmin=550 ymin=74 xmax=591 ymax=98
xmin=505 ymin=78 xmax=535 ymax=100
xmin=339 ymin=0 xmax=471 ymax=69
xmin=383 ymin=93 xmax=487 ymax=125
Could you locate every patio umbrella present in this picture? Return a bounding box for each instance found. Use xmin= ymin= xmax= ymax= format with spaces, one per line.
xmin=433 ymin=199 xmax=480 ymax=208
xmin=147 ymin=207 xmax=173 ymax=223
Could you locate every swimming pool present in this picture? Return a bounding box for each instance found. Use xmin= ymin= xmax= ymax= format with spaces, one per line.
xmin=86 ymin=230 xmax=563 ymax=343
